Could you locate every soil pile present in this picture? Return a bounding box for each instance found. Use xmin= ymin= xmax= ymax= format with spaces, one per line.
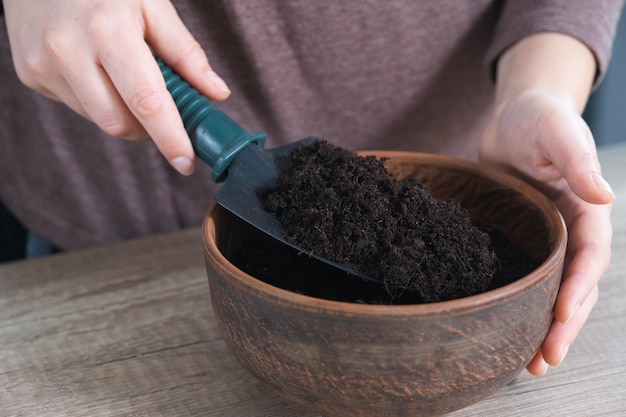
xmin=259 ymin=140 xmax=498 ymax=302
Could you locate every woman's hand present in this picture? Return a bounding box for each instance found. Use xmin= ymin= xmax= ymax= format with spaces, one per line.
xmin=480 ymin=72 xmax=614 ymax=375
xmin=2 ymin=0 xmax=231 ymax=175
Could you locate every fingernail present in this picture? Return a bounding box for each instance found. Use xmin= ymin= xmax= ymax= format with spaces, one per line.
xmin=558 ymin=344 xmax=570 ymax=365
xmin=208 ymin=71 xmax=231 ymax=94
xmin=592 ymin=173 xmax=615 ymax=199
xmin=171 ymin=156 xmax=194 ymax=175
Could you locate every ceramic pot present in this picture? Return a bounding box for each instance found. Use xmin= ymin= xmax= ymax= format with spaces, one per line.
xmin=202 ymin=151 xmax=566 ymax=417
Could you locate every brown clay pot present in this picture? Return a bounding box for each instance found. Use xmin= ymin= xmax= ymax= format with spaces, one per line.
xmin=202 ymin=151 xmax=567 ymax=417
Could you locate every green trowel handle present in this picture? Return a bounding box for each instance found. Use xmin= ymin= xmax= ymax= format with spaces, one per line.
xmin=157 ymin=58 xmax=267 ymax=182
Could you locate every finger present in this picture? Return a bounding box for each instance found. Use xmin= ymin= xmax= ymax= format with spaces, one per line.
xmin=61 ymin=56 xmax=149 ymax=141
xmin=36 ymin=80 xmax=92 ymax=122
xmin=553 ymin=202 xmax=611 ymax=324
xmin=144 ymin=0 xmax=231 ymax=101
xmin=113 ymin=50 xmax=195 ymax=174
xmin=98 ymin=34 xmax=196 ymax=175
xmin=537 ymin=107 xmax=614 ymax=204
xmin=542 ymin=285 xmax=599 ymax=366
xmin=12 ymin=53 xmax=93 ymax=122
xmin=526 ymin=349 xmax=549 ymax=376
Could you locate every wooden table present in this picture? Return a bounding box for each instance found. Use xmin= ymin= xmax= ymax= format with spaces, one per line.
xmin=2 ymin=143 xmax=626 ymax=417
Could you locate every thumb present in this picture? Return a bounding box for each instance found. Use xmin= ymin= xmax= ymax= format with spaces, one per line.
xmin=144 ymin=0 xmax=231 ymax=101
xmin=540 ymin=109 xmax=614 ymax=205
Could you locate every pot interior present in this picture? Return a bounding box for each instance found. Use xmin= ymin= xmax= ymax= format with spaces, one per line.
xmin=212 ymin=155 xmax=559 ymax=304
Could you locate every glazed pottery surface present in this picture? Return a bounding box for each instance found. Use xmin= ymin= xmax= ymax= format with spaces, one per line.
xmin=202 ymin=151 xmax=567 ymax=417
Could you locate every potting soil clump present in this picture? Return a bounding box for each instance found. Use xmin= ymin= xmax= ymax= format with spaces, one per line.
xmin=258 ymin=140 xmax=498 ymax=303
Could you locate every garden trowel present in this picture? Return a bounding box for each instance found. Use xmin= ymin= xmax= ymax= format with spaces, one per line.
xmin=158 ymin=58 xmax=365 ymax=280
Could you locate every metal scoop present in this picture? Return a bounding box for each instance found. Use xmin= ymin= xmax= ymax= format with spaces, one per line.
xmin=158 ymin=59 xmax=362 ymax=279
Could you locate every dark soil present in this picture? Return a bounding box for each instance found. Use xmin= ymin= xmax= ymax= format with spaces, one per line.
xmin=246 ymin=140 xmax=539 ymax=304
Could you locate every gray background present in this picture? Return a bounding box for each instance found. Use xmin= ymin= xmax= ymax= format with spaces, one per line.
xmin=584 ymin=11 xmax=626 ymax=146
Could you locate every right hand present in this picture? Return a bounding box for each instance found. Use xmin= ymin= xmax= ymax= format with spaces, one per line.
xmin=2 ymin=0 xmax=231 ymax=175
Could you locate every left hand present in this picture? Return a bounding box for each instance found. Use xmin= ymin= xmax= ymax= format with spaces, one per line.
xmin=479 ymin=89 xmax=614 ymax=375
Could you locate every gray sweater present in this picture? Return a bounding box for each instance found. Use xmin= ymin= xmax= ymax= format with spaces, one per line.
xmin=0 ymin=0 xmax=623 ymax=250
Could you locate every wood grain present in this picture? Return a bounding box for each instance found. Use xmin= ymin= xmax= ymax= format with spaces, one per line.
xmin=0 ymin=230 xmax=318 ymax=416
xmin=1 ymin=142 xmax=626 ymax=416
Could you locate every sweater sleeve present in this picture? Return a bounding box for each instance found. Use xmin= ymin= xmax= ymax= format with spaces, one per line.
xmin=487 ymin=0 xmax=625 ymax=87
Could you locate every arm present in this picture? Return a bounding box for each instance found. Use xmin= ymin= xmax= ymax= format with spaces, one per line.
xmin=479 ymin=32 xmax=614 ymax=375
xmin=495 ymin=32 xmax=595 ymax=114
